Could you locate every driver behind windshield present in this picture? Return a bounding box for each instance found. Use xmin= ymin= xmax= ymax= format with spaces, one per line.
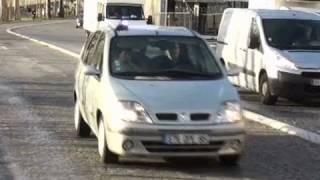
xmin=112 ymin=49 xmax=139 ymax=73
xmin=155 ymin=42 xmax=194 ymax=70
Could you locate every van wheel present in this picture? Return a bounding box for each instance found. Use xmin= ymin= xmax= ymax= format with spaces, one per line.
xmin=74 ymin=101 xmax=91 ymax=137
xmin=259 ymin=74 xmax=278 ymax=105
xmin=219 ymin=155 xmax=241 ymax=166
xmin=98 ymin=117 xmax=119 ymax=164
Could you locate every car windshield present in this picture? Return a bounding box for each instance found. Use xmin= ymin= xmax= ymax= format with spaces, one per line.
xmin=263 ymin=19 xmax=320 ymax=50
xmin=106 ymin=5 xmax=144 ymax=20
xmin=110 ymin=36 xmax=222 ymax=80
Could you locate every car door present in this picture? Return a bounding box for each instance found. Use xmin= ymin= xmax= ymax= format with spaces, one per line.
xmin=245 ymin=18 xmax=264 ymax=91
xmin=234 ymin=15 xmax=252 ymax=89
xmin=76 ymin=33 xmax=94 ymax=119
xmin=84 ymin=32 xmax=105 ymax=131
xmin=80 ymin=32 xmax=101 ymax=122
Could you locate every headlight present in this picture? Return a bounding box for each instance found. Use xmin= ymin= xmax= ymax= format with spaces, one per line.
xmin=118 ymin=101 xmax=152 ymax=123
xmin=216 ymin=101 xmax=242 ymax=124
xmin=276 ymin=55 xmax=298 ymax=71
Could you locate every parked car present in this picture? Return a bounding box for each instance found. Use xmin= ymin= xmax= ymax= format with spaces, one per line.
xmin=74 ymin=24 xmax=246 ymax=165
xmin=76 ymin=12 xmax=83 ymax=28
xmin=216 ymin=9 xmax=320 ymax=105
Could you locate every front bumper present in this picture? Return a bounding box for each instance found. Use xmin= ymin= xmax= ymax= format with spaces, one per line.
xmin=269 ymin=71 xmax=320 ymax=99
xmin=106 ymin=123 xmax=246 ymax=157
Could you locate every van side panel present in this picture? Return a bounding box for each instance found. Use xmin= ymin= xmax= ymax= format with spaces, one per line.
xmin=84 ymin=0 xmax=99 ymax=32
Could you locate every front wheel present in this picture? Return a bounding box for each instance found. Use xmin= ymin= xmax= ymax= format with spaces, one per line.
xmin=98 ymin=117 xmax=119 ymax=164
xmin=259 ymin=74 xmax=278 ymax=105
xmin=74 ymin=101 xmax=91 ymax=137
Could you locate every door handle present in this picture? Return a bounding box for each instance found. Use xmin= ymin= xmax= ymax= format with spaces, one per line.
xmin=217 ymin=41 xmax=228 ymax=45
xmin=240 ymin=48 xmax=247 ymax=52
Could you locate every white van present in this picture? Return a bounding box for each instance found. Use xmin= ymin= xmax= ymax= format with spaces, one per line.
xmin=83 ymin=0 xmax=148 ymax=34
xmin=216 ymin=9 xmax=320 ymax=105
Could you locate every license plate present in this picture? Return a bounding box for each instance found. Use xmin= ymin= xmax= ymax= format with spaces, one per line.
xmin=311 ymin=79 xmax=320 ymax=86
xmin=164 ymin=134 xmax=209 ymax=145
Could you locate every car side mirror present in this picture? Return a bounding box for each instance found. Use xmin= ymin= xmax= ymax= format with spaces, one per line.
xmin=249 ymin=36 xmax=260 ymax=49
xmin=84 ymin=65 xmax=101 ymax=77
xmin=147 ymin=15 xmax=153 ymax=25
xmin=97 ymin=13 xmax=104 ymax=22
xmin=227 ymin=66 xmax=242 ymax=77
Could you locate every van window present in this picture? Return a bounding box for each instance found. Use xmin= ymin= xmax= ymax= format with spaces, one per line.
xmin=248 ymin=19 xmax=262 ymax=50
xmin=106 ymin=4 xmax=144 ymax=20
xmin=109 ymin=36 xmax=222 ymax=80
xmin=263 ymin=19 xmax=320 ymax=50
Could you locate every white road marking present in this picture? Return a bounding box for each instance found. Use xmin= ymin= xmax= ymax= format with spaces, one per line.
xmin=244 ymin=110 xmax=320 ymax=144
xmin=7 ymin=22 xmax=320 ymax=145
xmin=0 ymin=45 xmax=8 ymax=50
xmin=6 ymin=22 xmax=80 ymax=59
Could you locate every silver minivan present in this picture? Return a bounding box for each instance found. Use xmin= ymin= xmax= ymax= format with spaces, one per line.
xmin=74 ymin=24 xmax=246 ymax=165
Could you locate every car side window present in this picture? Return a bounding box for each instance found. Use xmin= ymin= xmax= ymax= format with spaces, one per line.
xmin=84 ymin=32 xmax=101 ymax=64
xmin=248 ymin=19 xmax=262 ymax=51
xmin=80 ymin=33 xmax=94 ymax=62
xmin=89 ymin=33 xmax=105 ymax=72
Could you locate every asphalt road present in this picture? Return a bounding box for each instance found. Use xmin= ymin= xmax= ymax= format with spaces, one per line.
xmin=0 ymin=20 xmax=320 ymax=179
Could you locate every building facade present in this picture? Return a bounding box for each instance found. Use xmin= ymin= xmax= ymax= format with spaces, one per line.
xmin=0 ymin=0 xmax=75 ymax=21
xmin=145 ymin=0 xmax=248 ymax=35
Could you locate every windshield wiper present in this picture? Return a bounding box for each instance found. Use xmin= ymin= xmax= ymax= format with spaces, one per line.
xmin=154 ymin=69 xmax=216 ymax=78
xmin=113 ymin=70 xmax=219 ymax=79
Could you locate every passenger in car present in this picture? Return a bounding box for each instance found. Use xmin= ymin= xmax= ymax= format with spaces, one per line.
xmin=112 ymin=49 xmax=139 ymax=72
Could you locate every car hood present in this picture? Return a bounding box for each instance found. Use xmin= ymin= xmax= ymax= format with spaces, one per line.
xmin=110 ymin=78 xmax=239 ymax=113
xmin=282 ymin=50 xmax=320 ymax=69
xmin=105 ymin=19 xmax=147 ymax=26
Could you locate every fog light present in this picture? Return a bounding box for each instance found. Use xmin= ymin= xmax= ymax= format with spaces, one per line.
xmin=226 ymin=140 xmax=241 ymax=150
xmin=122 ymin=140 xmax=134 ymax=151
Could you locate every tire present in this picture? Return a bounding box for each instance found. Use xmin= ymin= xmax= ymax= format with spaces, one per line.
xmin=219 ymin=155 xmax=241 ymax=166
xmin=98 ymin=117 xmax=119 ymax=164
xmin=259 ymin=73 xmax=278 ymax=105
xmin=74 ymin=101 xmax=91 ymax=137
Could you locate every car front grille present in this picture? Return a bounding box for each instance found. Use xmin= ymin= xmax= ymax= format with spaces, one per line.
xmin=302 ymin=72 xmax=320 ymax=78
xmin=156 ymin=113 xmax=178 ymax=121
xmin=190 ymin=113 xmax=210 ymax=121
xmin=142 ymin=141 xmax=224 ymax=153
xmin=305 ymin=85 xmax=320 ymax=93
xmin=156 ymin=113 xmax=211 ymax=122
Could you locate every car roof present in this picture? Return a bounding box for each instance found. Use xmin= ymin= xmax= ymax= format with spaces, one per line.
xmin=226 ymin=8 xmax=320 ymax=20
xmin=103 ymin=25 xmax=198 ymax=37
xmin=254 ymin=9 xmax=320 ymax=20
